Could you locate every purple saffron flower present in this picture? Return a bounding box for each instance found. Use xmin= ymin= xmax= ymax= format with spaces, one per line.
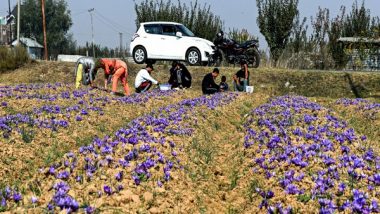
xmin=85 ymin=206 xmax=95 ymax=214
xmin=1 ymin=197 xmax=6 ymax=207
xmin=373 ymin=174 xmax=380 ymax=186
xmin=103 ymin=185 xmax=112 ymax=195
xmin=47 ymin=203 xmax=54 ymax=210
xmin=171 ymin=150 xmax=177 ymax=157
xmin=132 ymin=175 xmax=141 ymax=185
xmin=49 ymin=166 xmax=55 ymax=175
xmin=117 ymin=185 xmax=123 ymax=192
xmin=338 ymin=183 xmax=346 ymax=193
xmin=115 ymin=171 xmax=123 ymax=181
xmin=285 ymin=184 xmax=299 ymax=195
xmin=57 ymin=171 xmax=70 ymax=180
xmin=31 ymin=196 xmax=38 ymax=204
xmin=372 ymin=200 xmax=379 ymax=212
xmin=81 ymin=109 xmax=88 ymax=115
xmin=13 ymin=192 xmax=22 ymax=202
xmin=75 ymin=115 xmax=82 ymax=121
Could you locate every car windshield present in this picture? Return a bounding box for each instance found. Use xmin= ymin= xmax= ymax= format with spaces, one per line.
xmin=176 ymin=25 xmax=195 ymax=37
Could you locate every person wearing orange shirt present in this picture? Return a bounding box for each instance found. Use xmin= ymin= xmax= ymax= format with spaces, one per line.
xmin=96 ymin=58 xmax=115 ymax=90
xmin=112 ymin=59 xmax=130 ymax=96
xmin=95 ymin=58 xmax=130 ymax=96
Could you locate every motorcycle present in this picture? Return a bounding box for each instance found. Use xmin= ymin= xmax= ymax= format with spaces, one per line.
xmin=210 ymin=32 xmax=260 ymax=68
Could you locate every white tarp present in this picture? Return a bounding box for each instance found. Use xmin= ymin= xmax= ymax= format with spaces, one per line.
xmin=57 ymin=55 xmax=84 ymax=62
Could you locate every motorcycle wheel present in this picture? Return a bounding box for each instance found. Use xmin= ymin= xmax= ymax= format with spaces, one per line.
xmin=247 ymin=48 xmax=260 ymax=68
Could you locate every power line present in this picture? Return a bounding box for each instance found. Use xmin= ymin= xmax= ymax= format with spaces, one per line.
xmin=88 ymin=8 xmax=95 ymax=57
xmin=94 ymin=10 xmax=128 ymax=30
xmin=71 ymin=10 xmax=88 ymax=16
xmin=93 ymin=9 xmax=134 ymax=35
xmin=93 ymin=14 xmax=120 ymax=33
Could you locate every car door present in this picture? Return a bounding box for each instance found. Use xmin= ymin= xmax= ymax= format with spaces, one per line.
xmin=141 ymin=24 xmax=163 ymax=58
xmin=160 ymin=24 xmax=183 ymax=60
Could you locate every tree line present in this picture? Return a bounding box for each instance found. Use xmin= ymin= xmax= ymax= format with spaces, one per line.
xmin=13 ymin=0 xmax=127 ymax=59
xmin=257 ymin=0 xmax=380 ymax=69
xmin=9 ymin=0 xmax=380 ymax=70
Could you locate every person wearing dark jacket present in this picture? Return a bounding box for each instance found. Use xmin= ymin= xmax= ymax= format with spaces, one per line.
xmin=202 ymin=68 xmax=220 ymax=94
xmin=233 ymin=59 xmax=249 ymax=92
xmin=168 ymin=61 xmax=192 ymax=88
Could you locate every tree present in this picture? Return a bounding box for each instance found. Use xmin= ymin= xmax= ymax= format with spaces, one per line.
xmin=342 ymin=0 xmax=371 ymax=37
xmin=311 ymin=7 xmax=330 ymax=52
xmin=256 ymin=0 xmax=299 ymax=65
xmin=227 ymin=28 xmax=257 ymax=43
xmin=328 ymin=6 xmax=347 ymax=69
xmin=288 ymin=14 xmax=308 ymax=54
xmin=17 ymin=0 xmax=73 ymax=58
xmin=310 ymin=7 xmax=331 ymax=69
xmin=370 ymin=17 xmax=380 ymax=38
xmin=134 ymin=0 xmax=223 ymax=41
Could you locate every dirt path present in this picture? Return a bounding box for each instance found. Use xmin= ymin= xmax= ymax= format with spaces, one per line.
xmin=178 ymin=93 xmax=269 ymax=213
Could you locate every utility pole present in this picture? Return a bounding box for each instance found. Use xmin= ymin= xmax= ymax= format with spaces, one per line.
xmin=88 ymin=8 xmax=95 ymax=58
xmin=17 ymin=0 xmax=20 ymax=44
xmin=41 ymin=0 xmax=48 ymax=60
xmin=8 ymin=0 xmax=12 ymax=44
xmin=119 ymin=32 xmax=123 ymax=58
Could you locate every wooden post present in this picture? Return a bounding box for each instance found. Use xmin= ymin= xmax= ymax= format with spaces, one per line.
xmin=41 ymin=0 xmax=48 ymax=60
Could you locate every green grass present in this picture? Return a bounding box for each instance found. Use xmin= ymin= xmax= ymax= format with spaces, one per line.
xmin=247 ymin=178 xmax=260 ymax=203
xmin=43 ymin=141 xmax=67 ymax=165
xmin=229 ymin=169 xmax=239 ymax=190
xmin=76 ymin=136 xmax=94 ymax=148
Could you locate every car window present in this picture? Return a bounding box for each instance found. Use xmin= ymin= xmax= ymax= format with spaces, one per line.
xmin=161 ymin=25 xmax=177 ymax=36
xmin=176 ymin=25 xmax=195 ymax=37
xmin=144 ymin=24 xmax=162 ymax=35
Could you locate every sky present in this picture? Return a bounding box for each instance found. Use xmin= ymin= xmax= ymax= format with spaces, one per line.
xmin=1 ymin=0 xmax=380 ymax=50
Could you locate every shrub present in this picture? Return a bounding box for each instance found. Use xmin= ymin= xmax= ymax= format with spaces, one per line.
xmin=0 ymin=46 xmax=29 ymax=72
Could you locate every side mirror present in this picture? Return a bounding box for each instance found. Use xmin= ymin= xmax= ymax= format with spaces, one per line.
xmin=176 ymin=32 xmax=183 ymax=38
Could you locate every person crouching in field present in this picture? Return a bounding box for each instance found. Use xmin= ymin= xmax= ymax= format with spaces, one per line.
xmin=95 ymin=58 xmax=130 ymax=96
xmin=74 ymin=57 xmax=97 ymax=88
xmin=168 ymin=61 xmax=192 ymax=89
xmin=202 ymin=68 xmax=220 ymax=95
xmin=219 ymin=75 xmax=229 ymax=91
xmin=135 ymin=64 xmax=159 ymax=93
xmin=233 ymin=59 xmax=249 ymax=92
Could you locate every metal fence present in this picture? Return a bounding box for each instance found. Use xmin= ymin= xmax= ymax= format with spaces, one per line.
xmin=345 ymin=49 xmax=380 ymax=71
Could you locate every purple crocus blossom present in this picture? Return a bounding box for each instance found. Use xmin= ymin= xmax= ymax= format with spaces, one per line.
xmin=103 ymin=185 xmax=112 ymax=195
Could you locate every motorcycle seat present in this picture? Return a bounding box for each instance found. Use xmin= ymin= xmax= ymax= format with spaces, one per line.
xmin=236 ymin=41 xmax=255 ymax=49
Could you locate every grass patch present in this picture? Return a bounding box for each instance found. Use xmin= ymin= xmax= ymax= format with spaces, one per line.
xmin=21 ymin=128 xmax=35 ymax=144
xmin=76 ymin=136 xmax=94 ymax=148
xmin=229 ymin=169 xmax=239 ymax=190
xmin=0 ymin=46 xmax=29 ymax=72
xmin=247 ymin=178 xmax=261 ymax=203
xmin=43 ymin=141 xmax=67 ymax=165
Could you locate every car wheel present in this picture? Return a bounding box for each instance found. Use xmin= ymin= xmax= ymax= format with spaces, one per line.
xmin=133 ymin=46 xmax=147 ymax=64
xmin=186 ymin=48 xmax=201 ymax=66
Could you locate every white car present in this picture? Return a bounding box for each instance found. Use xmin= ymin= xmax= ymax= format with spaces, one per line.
xmin=130 ymin=22 xmax=215 ymax=66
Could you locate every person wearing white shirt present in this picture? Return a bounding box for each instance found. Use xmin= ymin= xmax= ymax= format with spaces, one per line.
xmin=134 ymin=64 xmax=159 ymax=93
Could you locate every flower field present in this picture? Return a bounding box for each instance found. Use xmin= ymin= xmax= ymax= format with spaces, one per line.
xmin=243 ymin=96 xmax=380 ymax=213
xmin=0 ymin=78 xmax=379 ymax=213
